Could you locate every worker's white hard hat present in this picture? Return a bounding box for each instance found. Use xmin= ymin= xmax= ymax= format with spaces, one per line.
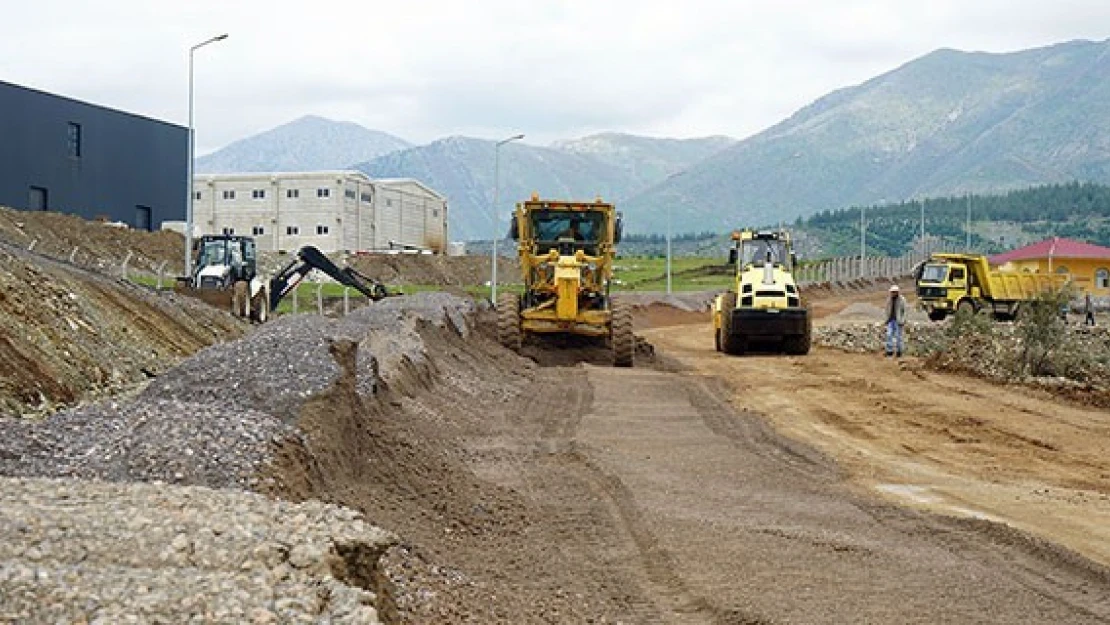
xmin=889 ymin=284 xmax=900 ymax=292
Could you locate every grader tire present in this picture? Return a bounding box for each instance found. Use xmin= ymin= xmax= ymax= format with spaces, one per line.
xmin=719 ymin=292 xmax=746 ymax=355
xmin=497 ymin=292 xmax=522 ymax=352
xmin=611 ymin=300 xmax=635 ymax=367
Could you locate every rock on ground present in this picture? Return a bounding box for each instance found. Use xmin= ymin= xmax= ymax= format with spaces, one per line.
xmin=0 ymin=476 xmax=395 ymax=624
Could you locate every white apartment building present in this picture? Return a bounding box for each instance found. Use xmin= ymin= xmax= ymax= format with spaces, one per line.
xmin=191 ymin=171 xmax=448 ymax=253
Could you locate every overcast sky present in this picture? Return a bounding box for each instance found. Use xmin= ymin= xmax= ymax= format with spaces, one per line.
xmin=2 ymin=1 xmax=1109 ymax=154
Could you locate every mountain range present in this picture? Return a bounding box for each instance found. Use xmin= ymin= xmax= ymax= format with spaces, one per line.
xmin=195 ymin=115 xmax=410 ymax=174
xmin=353 ymin=134 xmax=733 ymax=240
xmin=195 ymin=38 xmax=1110 ymax=239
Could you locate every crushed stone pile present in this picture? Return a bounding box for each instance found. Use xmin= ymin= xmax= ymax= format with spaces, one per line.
xmin=0 ymin=477 xmax=395 ymax=624
xmin=0 ymin=292 xmax=475 ymax=489
xmin=816 ymin=320 xmax=1110 ymax=404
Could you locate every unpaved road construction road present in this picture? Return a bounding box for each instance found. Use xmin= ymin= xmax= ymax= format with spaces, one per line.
xmin=354 ymin=296 xmax=1110 ymax=622
xmin=486 ymin=359 xmax=1109 ymax=622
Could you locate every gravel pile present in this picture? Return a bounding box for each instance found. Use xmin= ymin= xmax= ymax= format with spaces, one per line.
xmin=815 ymin=321 xmax=936 ymax=355
xmin=816 ymin=320 xmax=1110 ymax=400
xmin=0 ymin=292 xmax=474 ymax=488
xmin=0 ymin=292 xmax=479 ymax=621
xmin=0 ymin=476 xmax=395 ymax=624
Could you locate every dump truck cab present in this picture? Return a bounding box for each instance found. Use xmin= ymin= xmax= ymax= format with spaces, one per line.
xmin=498 ymin=194 xmax=634 ymax=366
xmin=916 ymin=256 xmax=974 ymax=320
xmin=713 ymin=229 xmax=810 ymax=355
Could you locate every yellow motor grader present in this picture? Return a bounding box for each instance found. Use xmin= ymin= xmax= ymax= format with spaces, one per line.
xmin=713 ymin=228 xmax=811 ymax=355
xmin=498 ymin=194 xmax=634 ymax=366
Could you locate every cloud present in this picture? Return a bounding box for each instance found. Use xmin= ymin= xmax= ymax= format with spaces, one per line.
xmin=2 ymin=0 xmax=1109 ymax=152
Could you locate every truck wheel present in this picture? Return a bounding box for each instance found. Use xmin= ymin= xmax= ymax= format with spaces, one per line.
xmin=497 ymin=292 xmax=522 ymax=352
xmin=611 ymin=300 xmax=635 ymax=367
xmin=927 ymin=310 xmax=947 ymax=322
xmin=719 ymin=292 xmax=746 ymax=355
xmin=957 ymin=299 xmax=976 ymax=317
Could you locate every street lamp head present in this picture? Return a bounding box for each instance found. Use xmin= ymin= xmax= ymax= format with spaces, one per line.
xmin=497 ymin=133 xmax=525 ymax=146
xmin=192 ymin=33 xmax=230 ymax=51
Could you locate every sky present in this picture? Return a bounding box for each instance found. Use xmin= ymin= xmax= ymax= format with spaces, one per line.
xmin=2 ymin=1 xmax=1109 ymax=155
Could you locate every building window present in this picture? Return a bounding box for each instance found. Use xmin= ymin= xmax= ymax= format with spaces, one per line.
xmin=386 ymin=199 xmax=393 ymax=207
xmin=1055 ymin=266 xmax=1070 ymax=274
xmin=286 ymin=189 xmax=299 ymax=199
xmin=252 ymin=189 xmax=266 ymax=199
xmin=317 ymin=188 xmax=330 ymax=198
xmin=222 ymin=227 xmax=235 ymax=235
xmin=344 ymin=189 xmax=356 ymax=200
xmin=1096 ymin=268 xmax=1109 ymax=289
xmin=316 ymin=225 xmax=330 ymax=235
xmin=67 ymin=122 xmax=81 ymax=158
xmin=432 ymin=208 xmax=439 ymax=218
xmin=252 ymin=225 xmax=265 ymax=236
xmin=360 ymin=192 xmax=371 ymax=203
xmin=194 ymin=191 xmax=202 ymax=200
xmin=286 ymin=226 xmax=299 ymax=235
xmin=222 ymin=190 xmax=236 ymax=200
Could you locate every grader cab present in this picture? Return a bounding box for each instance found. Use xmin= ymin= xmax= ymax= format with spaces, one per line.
xmin=497 ymin=194 xmax=634 ymax=366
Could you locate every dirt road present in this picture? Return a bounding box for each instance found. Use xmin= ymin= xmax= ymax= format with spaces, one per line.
xmin=269 ymin=301 xmax=1110 ymax=622
xmin=643 ymin=289 xmax=1110 ymax=569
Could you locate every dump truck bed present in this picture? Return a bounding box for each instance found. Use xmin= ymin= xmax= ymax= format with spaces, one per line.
xmin=985 ymin=271 xmax=1069 ymax=301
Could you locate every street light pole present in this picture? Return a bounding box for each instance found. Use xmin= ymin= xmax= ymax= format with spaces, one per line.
xmin=185 ymin=33 xmax=229 ymax=278
xmin=490 ymin=133 xmax=524 ymax=304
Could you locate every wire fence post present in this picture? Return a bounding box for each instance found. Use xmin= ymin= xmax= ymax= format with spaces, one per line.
xmin=292 ymin=283 xmax=299 ymax=314
xmin=343 ymin=287 xmax=350 ymax=315
xmin=28 ymin=239 xmax=37 ymax=251
xmin=316 ymin=283 xmax=324 ymax=314
xmin=69 ymin=246 xmax=79 ymax=263
xmin=120 ymin=251 xmax=133 ymax=280
xmin=156 ymin=261 xmax=168 ymax=289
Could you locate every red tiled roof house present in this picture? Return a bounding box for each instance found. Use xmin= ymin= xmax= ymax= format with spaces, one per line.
xmin=989 ymin=237 xmax=1110 ymax=296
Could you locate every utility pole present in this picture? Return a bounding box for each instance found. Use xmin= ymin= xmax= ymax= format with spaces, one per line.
xmin=920 ymin=201 xmax=926 ymax=258
xmin=859 ymin=204 xmax=866 ymax=278
xmin=965 ymin=193 xmax=971 ymax=251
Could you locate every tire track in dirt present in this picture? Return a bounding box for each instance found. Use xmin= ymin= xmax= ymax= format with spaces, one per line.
xmin=570 ymin=366 xmax=775 ymax=624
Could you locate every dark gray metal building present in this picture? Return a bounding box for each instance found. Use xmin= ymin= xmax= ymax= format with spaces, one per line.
xmin=0 ymin=80 xmax=186 ymax=230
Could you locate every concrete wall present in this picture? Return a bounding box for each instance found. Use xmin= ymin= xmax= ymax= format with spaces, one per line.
xmin=0 ymin=80 xmax=186 ymax=230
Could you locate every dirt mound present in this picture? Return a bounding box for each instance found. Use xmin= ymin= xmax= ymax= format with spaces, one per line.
xmin=345 ymin=253 xmax=522 ymax=287
xmin=0 ymin=205 xmax=186 ymax=275
xmin=0 ymin=239 xmax=243 ymax=416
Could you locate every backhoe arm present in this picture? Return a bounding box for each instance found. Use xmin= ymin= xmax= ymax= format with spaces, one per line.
xmin=268 ymin=246 xmax=390 ymax=310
